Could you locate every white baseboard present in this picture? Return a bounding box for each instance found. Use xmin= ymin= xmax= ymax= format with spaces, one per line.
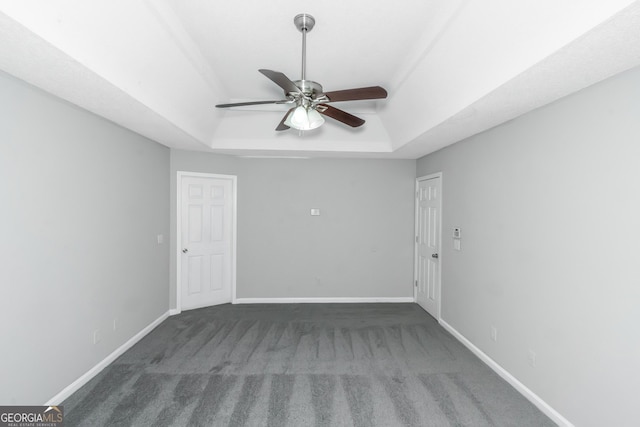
xmin=439 ymin=319 xmax=574 ymax=427
xmin=169 ymin=309 xmax=181 ymax=316
xmin=234 ymin=297 xmax=415 ymax=304
xmin=45 ymin=310 xmax=170 ymax=405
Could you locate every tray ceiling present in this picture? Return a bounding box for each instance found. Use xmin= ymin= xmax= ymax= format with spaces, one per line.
xmin=1 ymin=0 xmax=640 ymax=158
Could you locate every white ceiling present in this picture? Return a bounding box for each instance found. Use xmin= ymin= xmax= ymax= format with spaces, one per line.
xmin=1 ymin=0 xmax=640 ymax=159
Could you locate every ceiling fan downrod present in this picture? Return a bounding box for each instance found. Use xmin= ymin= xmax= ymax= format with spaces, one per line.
xmin=294 ymin=13 xmax=315 ymax=82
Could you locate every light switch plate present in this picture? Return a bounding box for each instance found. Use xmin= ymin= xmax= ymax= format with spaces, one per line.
xmin=310 ymin=208 xmax=320 ymax=216
xmin=453 ymin=227 xmax=461 ymax=239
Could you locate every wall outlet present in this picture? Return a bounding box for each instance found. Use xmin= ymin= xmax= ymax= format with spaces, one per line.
xmin=490 ymin=326 xmax=498 ymax=342
xmin=528 ymin=350 xmax=537 ymax=367
xmin=93 ymin=329 xmax=101 ymax=345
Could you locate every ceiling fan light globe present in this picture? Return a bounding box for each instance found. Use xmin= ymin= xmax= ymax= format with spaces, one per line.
xmin=306 ymin=108 xmax=325 ymax=129
xmin=284 ymin=105 xmax=324 ymax=131
xmin=290 ymin=106 xmax=309 ymax=128
xmin=283 ymin=106 xmax=305 ymax=129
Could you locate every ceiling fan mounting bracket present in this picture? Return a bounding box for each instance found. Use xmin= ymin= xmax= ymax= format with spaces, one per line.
xmin=294 ymin=13 xmax=315 ymax=33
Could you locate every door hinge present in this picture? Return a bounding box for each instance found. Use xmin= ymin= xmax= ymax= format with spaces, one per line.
xmin=415 ymin=235 xmax=419 ymax=243
xmin=415 ymin=280 xmax=418 ymax=287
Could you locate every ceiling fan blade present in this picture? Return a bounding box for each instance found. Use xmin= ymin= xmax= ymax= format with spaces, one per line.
xmin=324 ymin=86 xmax=388 ymax=103
xmin=259 ymin=69 xmax=302 ymax=95
xmin=318 ymin=105 xmax=365 ymax=127
xmin=276 ymin=108 xmax=294 ymax=131
xmin=215 ymin=100 xmax=290 ymax=108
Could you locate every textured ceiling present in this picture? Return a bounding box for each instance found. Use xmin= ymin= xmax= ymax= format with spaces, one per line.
xmin=1 ymin=0 xmax=640 ymax=158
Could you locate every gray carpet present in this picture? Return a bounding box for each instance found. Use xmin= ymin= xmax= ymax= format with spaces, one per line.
xmin=63 ymin=304 xmax=556 ymax=426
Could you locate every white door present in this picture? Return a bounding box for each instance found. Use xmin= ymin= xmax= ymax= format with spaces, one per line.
xmin=415 ymin=175 xmax=441 ymax=319
xmin=179 ymin=174 xmax=235 ymax=310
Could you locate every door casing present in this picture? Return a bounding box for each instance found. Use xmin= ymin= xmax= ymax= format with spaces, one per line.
xmin=176 ymin=171 xmax=237 ymax=312
xmin=414 ymin=172 xmax=443 ymax=320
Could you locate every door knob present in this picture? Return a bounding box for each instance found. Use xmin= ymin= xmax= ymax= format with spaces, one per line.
xmin=431 ymin=253 xmax=439 ymax=258
xmin=182 ymin=248 xmax=188 ymax=253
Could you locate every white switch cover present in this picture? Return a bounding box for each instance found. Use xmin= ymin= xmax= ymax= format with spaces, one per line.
xmin=453 ymin=227 xmax=461 ymax=238
xmin=453 ymin=239 xmax=461 ymax=251
xmin=157 ymin=234 xmax=164 ymax=244
xmin=310 ymin=208 xmax=320 ymax=216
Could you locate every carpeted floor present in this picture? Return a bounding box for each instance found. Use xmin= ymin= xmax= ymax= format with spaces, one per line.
xmin=63 ymin=303 xmax=556 ymax=426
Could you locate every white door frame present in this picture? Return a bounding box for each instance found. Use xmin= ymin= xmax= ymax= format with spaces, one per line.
xmin=414 ymin=172 xmax=443 ymax=320
xmin=176 ymin=171 xmax=237 ymax=312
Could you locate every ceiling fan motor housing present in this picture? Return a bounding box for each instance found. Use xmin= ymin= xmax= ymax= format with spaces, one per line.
xmin=291 ymin=80 xmax=323 ymax=99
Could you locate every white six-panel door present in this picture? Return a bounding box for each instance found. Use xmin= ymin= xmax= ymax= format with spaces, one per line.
xmin=415 ymin=175 xmax=441 ymax=319
xmin=179 ymin=173 xmax=235 ymax=310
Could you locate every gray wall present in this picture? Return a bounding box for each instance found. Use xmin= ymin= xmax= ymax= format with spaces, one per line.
xmin=236 ymin=158 xmax=416 ymax=299
xmin=0 ymin=71 xmax=170 ymax=405
xmin=416 ymin=66 xmax=640 ymax=426
xmin=170 ymin=152 xmax=416 ymax=303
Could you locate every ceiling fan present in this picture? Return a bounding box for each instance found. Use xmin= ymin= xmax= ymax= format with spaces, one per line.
xmin=215 ymin=13 xmax=388 ymax=132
